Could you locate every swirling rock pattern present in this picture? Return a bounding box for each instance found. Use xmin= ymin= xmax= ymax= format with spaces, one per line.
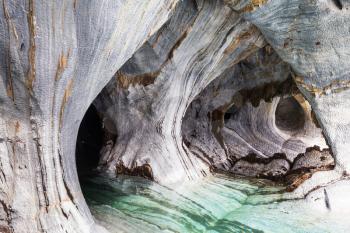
xmin=183 ymin=46 xmax=333 ymax=185
xmin=182 ymin=47 xmax=291 ymax=171
xmin=94 ymin=0 xmax=264 ymax=184
xmin=0 ymin=0 xmax=350 ymax=232
xmin=243 ymin=0 xmax=350 ymax=189
xmin=224 ymin=96 xmax=328 ymax=162
xmin=0 ymin=0 xmax=178 ymax=232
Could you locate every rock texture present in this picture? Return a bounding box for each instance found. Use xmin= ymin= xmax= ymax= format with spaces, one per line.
xmin=242 ymin=0 xmax=350 ymax=195
xmin=0 ymin=0 xmax=350 ymax=232
xmin=94 ymin=0 xmax=264 ymax=184
xmin=0 ymin=0 xmax=178 ymax=232
xmin=182 ymin=47 xmax=333 ymax=184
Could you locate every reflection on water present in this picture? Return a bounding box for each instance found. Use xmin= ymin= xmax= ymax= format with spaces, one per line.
xmin=81 ymin=173 xmax=349 ymax=233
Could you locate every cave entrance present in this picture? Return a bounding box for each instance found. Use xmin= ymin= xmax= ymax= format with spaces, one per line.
xmin=224 ymin=105 xmax=239 ymax=124
xmin=76 ymin=104 xmax=104 ymax=179
xmin=275 ymin=96 xmax=305 ymax=132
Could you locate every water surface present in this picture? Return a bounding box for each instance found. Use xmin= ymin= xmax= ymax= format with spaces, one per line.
xmin=81 ymin=173 xmax=349 ymax=233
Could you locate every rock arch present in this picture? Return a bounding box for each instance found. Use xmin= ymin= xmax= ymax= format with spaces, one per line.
xmin=1 ymin=0 xmax=350 ymax=232
xmin=0 ymin=0 xmax=178 ymax=232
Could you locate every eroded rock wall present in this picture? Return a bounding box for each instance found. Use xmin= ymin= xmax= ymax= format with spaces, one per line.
xmin=0 ymin=0 xmax=350 ymax=232
xmin=94 ymin=0 xmax=265 ymax=184
xmin=0 ymin=0 xmax=178 ymax=232
xmin=93 ymin=0 xmax=349 ymax=198
xmin=242 ymin=0 xmax=350 ymax=195
xmin=182 ymin=47 xmax=333 ymax=188
xmin=182 ymin=47 xmax=291 ymax=170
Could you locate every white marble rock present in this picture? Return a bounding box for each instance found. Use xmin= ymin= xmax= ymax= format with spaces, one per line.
xmin=1 ymin=0 xmax=350 ymax=232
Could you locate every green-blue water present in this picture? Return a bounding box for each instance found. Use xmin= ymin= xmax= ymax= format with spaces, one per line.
xmin=81 ymin=173 xmax=349 ymax=233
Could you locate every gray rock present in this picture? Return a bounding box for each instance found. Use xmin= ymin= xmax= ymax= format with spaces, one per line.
xmin=94 ymin=0 xmax=264 ymax=184
xmin=0 ymin=0 xmax=350 ymax=232
xmin=0 ymin=0 xmax=178 ymax=232
xmin=231 ymin=159 xmax=290 ymax=178
xmin=292 ymin=148 xmax=334 ymax=172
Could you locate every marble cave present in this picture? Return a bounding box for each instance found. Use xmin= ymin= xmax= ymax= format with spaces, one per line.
xmin=1 ymin=0 xmax=350 ymax=232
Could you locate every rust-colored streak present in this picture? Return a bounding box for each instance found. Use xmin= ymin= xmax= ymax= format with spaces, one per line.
xmin=6 ymin=77 xmax=14 ymax=101
xmin=224 ymin=38 xmax=241 ymax=55
xmin=223 ymin=26 xmax=264 ymax=69
xmin=26 ymin=0 xmax=36 ymax=92
xmin=293 ymin=75 xmax=350 ymax=97
xmin=15 ymin=121 xmax=20 ymax=134
xmin=168 ymin=0 xmax=178 ymax=12
xmin=167 ymin=27 xmax=191 ymax=61
xmin=285 ymin=172 xmax=312 ymax=192
xmin=59 ymin=80 xmax=74 ymax=129
xmin=2 ymin=0 xmax=10 ymax=19
xmin=265 ymin=45 xmax=273 ymax=55
xmin=54 ymin=52 xmax=68 ymax=81
xmin=116 ymin=71 xmax=159 ymax=89
xmin=116 ymin=162 xmax=154 ymax=180
xmin=0 ymin=225 xmax=11 ymax=233
xmin=224 ymin=29 xmax=256 ymax=55
xmin=251 ymin=0 xmax=268 ymax=8
xmin=241 ymin=0 xmax=268 ymax=13
xmin=3 ymin=0 xmax=18 ymax=40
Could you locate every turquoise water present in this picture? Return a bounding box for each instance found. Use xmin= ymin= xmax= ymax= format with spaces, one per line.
xmin=81 ymin=173 xmax=349 ymax=233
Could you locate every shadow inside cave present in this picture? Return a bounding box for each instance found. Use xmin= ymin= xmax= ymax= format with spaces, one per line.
xmin=76 ymin=104 xmax=104 ymax=179
xmin=73 ymin=63 xmax=339 ymax=233
xmin=275 ymin=96 xmax=306 ymax=132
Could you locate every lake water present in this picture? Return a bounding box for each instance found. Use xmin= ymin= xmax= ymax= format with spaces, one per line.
xmin=81 ymin=173 xmax=349 ymax=233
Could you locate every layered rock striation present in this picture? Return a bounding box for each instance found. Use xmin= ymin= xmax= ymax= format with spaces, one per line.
xmin=0 ymin=0 xmax=350 ymax=232
xmin=0 ymin=0 xmax=179 ymax=232
xmin=94 ymin=0 xmax=264 ymax=184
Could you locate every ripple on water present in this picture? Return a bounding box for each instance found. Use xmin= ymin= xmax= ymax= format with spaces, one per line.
xmin=81 ymin=173 xmax=350 ymax=233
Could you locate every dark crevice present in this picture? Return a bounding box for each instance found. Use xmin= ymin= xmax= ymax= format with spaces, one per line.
xmin=224 ymin=105 xmax=239 ymax=124
xmin=225 ymin=145 xmax=335 ymax=191
xmin=238 ymin=152 xmax=291 ymax=165
xmin=76 ymin=104 xmax=104 ymax=178
xmin=115 ymin=162 xmax=154 ymax=180
xmin=238 ymin=77 xmax=298 ymax=107
xmin=324 ymin=189 xmax=331 ymax=210
xmin=332 ymin=0 xmax=343 ymax=10
xmin=275 ymin=96 xmax=305 ymax=131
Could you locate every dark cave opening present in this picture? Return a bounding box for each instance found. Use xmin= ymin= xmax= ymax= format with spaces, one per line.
xmin=224 ymin=105 xmax=239 ymax=124
xmin=275 ymin=96 xmax=306 ymax=131
xmin=76 ymin=104 xmax=104 ymax=178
